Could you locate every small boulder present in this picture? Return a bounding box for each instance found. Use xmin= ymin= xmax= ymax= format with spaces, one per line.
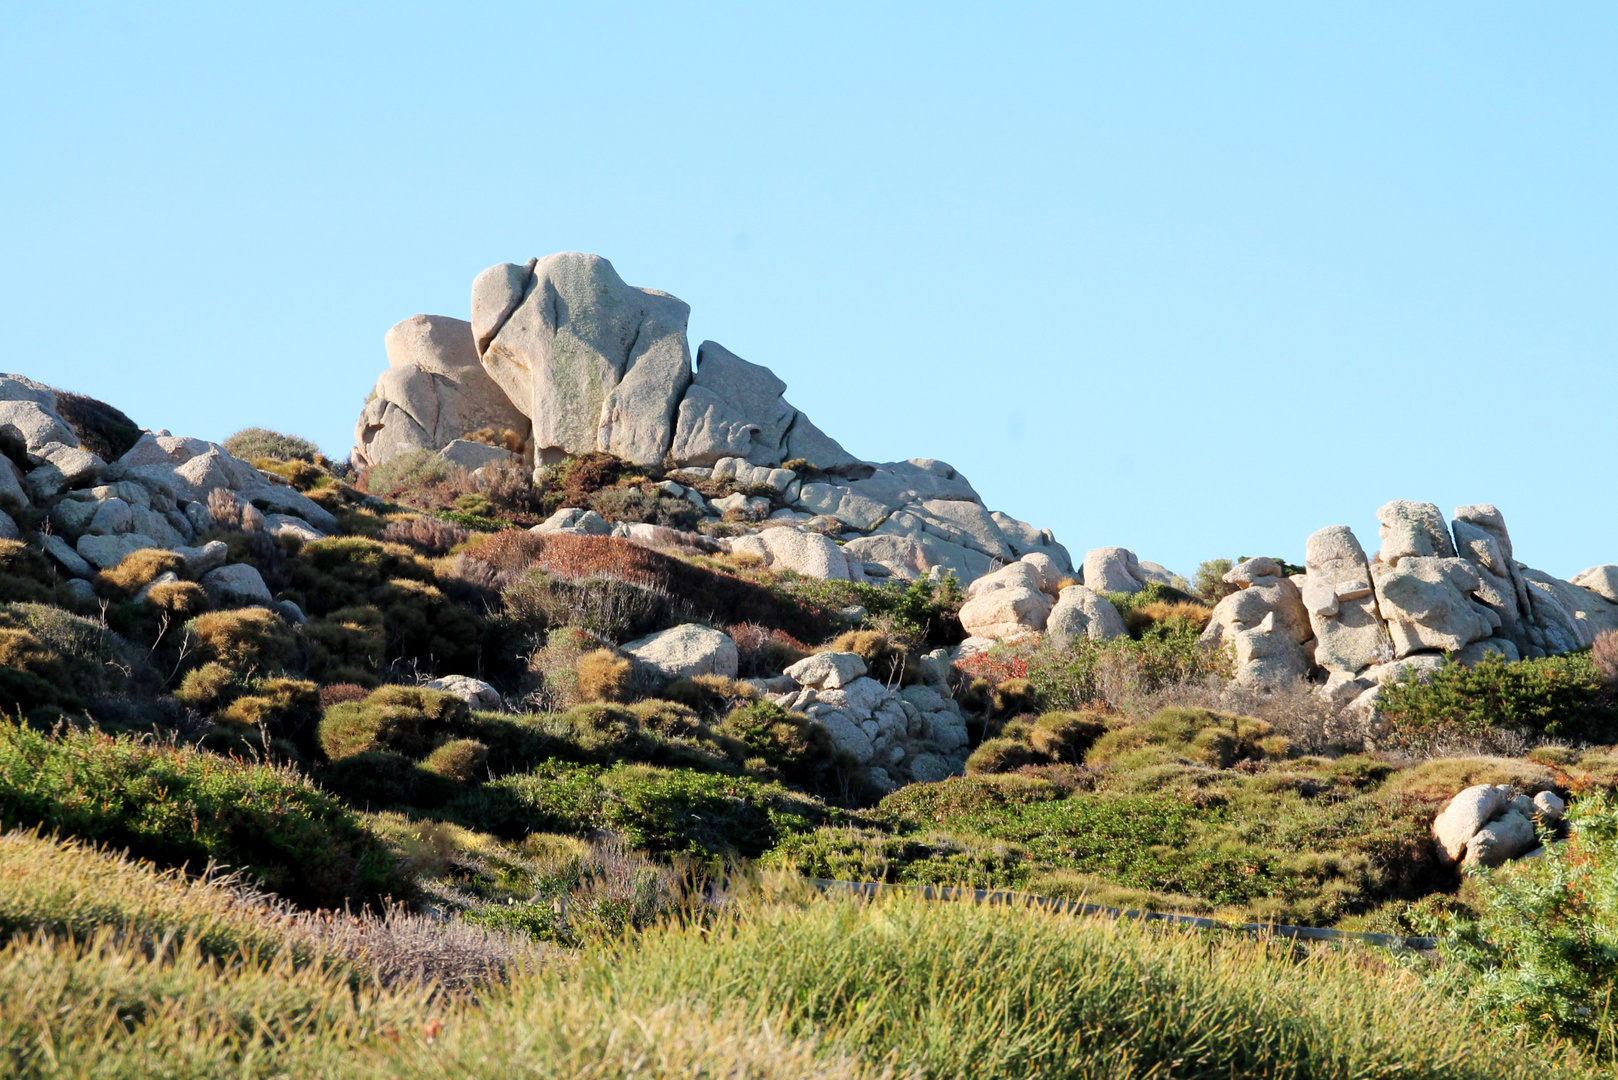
xmin=200 ymin=563 xmax=274 ymax=607
xmin=1082 ymin=547 xmax=1148 ymax=594
xmin=622 ymin=624 xmax=739 ymax=680
xmin=1466 ymin=809 xmax=1538 ymax=868
xmin=172 ymin=540 xmax=229 ymax=577
xmin=784 ymin=651 xmax=868 ymax=690
xmin=1046 ymin=584 xmax=1127 ymax=646
xmin=1432 ymin=784 xmax=1514 ymax=866
xmin=426 ymin=674 xmax=504 ymax=711
xmin=76 ymin=532 xmax=158 ymax=570
xmin=1533 ymin=790 xmax=1567 ymax=823
xmin=533 ymin=507 xmax=612 ymax=535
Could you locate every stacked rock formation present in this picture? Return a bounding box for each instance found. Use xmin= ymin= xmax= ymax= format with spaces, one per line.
xmin=1432 ymin=783 xmax=1565 ymax=870
xmin=1205 ymin=501 xmax=1618 ymax=708
xmin=356 ymin=252 xmax=1073 ymax=590
xmin=2 ymin=375 xmax=332 ymax=618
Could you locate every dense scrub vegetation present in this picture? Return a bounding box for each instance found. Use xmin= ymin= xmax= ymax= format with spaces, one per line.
xmin=8 ymin=436 xmax=1618 ymax=1074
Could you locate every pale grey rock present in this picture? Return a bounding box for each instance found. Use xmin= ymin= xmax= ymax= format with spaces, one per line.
xmin=1229 ymin=611 xmax=1311 ymax=686
xmin=1082 ymin=547 xmax=1147 ymax=594
xmin=470 ymin=258 xmax=536 ymax=353
xmin=438 ymin=439 xmax=519 ymax=472
xmin=784 ymin=651 xmax=867 ymax=690
xmin=0 ymin=459 xmax=27 ymax=514
xmin=264 ymin=514 xmax=325 ymax=543
xmin=232 ymin=485 xmax=337 ymax=535
xmin=1372 ymin=555 xmax=1499 ymax=657
xmin=1520 ymin=566 xmax=1618 ymax=652
xmin=686 ymin=341 xmax=795 ymax=466
xmin=41 ymin=533 xmax=93 ymax=578
xmin=1137 ymin=561 xmax=1183 ymax=588
xmin=116 ymin=433 xmax=182 ymax=468
xmin=818 ymin=676 xmax=890 ymax=719
xmin=90 ymin=481 xmax=151 ymax=509
xmin=850 ymin=459 xmax=980 ymax=510
xmin=477 ymin=253 xmax=692 ymax=466
xmin=781 ymin=410 xmax=859 ymax=469
xmin=669 ymin=385 xmax=760 ymax=465
xmin=1302 ymin=525 xmax=1392 ymax=674
xmin=0 ymin=398 xmax=76 ymax=455
xmin=131 ymin=507 xmax=186 ymax=548
xmin=1533 ymin=790 xmax=1566 ymax=822
xmin=172 ymin=541 xmax=229 ymax=577
xmin=841 ymin=534 xmax=929 ymax=581
xmin=532 ymin=507 xmax=612 ymax=536
xmin=913 ymin=499 xmax=1015 ymax=562
xmin=1452 ymin=637 xmax=1520 ymax=666
xmin=1201 ymin=570 xmax=1314 ymax=688
xmin=1320 ymin=670 xmax=1374 ymax=710
xmin=273 ymin=600 xmax=307 ymax=625
xmin=908 ymin=753 xmax=957 ymax=783
xmin=1432 ymin=784 xmax=1514 ymax=866
xmin=86 ymin=497 xmax=133 ymax=536
xmin=0 ymin=510 xmax=16 ymax=541
xmin=899 ymin=684 xmax=951 ymax=713
xmin=355 ymin=314 xmax=533 ymax=469
xmin=62 ymin=577 xmax=97 ymax=607
xmin=757 ymin=527 xmax=851 ymax=580
xmin=816 ymin=710 xmax=874 ymax=763
xmin=25 ymin=444 xmax=105 ymax=499
xmin=1366 ymin=654 xmax=1447 ymax=686
xmin=958 ymin=561 xmax=1053 ymax=641
xmin=622 ymin=624 xmax=739 ymax=680
xmin=1047 ymin=585 xmax=1127 ymax=646
xmin=794 ymin=483 xmax=889 ymax=531
xmin=182 ymin=501 xmax=216 ymax=536
xmin=1572 ymin=565 xmax=1618 ymax=604
xmin=201 ymin=563 xmax=274 ymax=606
xmin=1018 ymin=551 xmax=1065 ymax=594
xmin=1466 ymin=809 xmax=1538 ymax=869
xmin=76 ymin=532 xmax=158 ymax=570
xmin=1377 ymin=500 xmax=1457 ymax=564
xmin=48 ymin=497 xmax=98 ymax=538
xmin=1452 ymin=504 xmax=1535 ymax=654
xmin=917 ymin=648 xmax=952 ymax=688
xmin=426 ymin=674 xmax=504 ymax=711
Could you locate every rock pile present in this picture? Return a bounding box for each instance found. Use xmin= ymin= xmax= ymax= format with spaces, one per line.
xmin=3 ymin=375 xmax=333 ymax=615
xmin=354 ymin=253 xmax=1074 ymax=591
xmin=1205 ymin=502 xmax=1618 ymax=711
xmin=1432 ymin=783 xmax=1565 ymax=869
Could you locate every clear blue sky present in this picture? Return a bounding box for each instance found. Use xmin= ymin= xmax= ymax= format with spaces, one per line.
xmin=4 ymin=4 xmax=1615 ymax=578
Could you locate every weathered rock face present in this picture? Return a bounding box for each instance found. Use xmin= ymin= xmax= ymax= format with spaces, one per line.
xmin=621 ymin=623 xmax=739 ymax=680
xmin=352 ymin=315 xmax=531 ymax=469
xmin=1082 ymin=547 xmax=1148 ymax=594
xmin=1046 ymin=585 xmax=1127 ymax=647
xmin=1200 ymin=558 xmax=1314 ymax=687
xmin=1302 ymin=526 xmax=1392 ymax=674
xmin=958 ymin=560 xmax=1055 ymax=641
xmin=474 ymin=253 xmax=693 ymax=467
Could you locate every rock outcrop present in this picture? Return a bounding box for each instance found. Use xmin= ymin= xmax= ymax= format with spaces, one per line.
xmin=353 ymin=315 xmax=531 ymax=469
xmin=1432 ymin=783 xmax=1563 ymax=870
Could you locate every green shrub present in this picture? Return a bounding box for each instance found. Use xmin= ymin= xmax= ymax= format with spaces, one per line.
xmin=0 ymin=719 xmax=407 ymax=908
xmin=0 ymin=540 xmax=58 ymax=605
xmin=320 ymin=750 xmax=457 ymax=809
xmin=1380 ymin=651 xmax=1617 ymax=745
xmin=1193 ymin=557 xmax=1238 ymax=603
xmin=1028 ymin=711 xmax=1106 ymax=763
xmin=363 ymin=449 xmax=459 ymax=500
xmin=173 ymin=662 xmax=239 ymax=711
xmin=301 ymin=604 xmax=386 ymax=680
xmin=446 ymin=762 xmax=821 ymax=859
xmin=421 ymin=738 xmax=488 ymax=783
xmin=96 ymin=549 xmax=188 ymax=601
xmin=717 ymin=701 xmax=835 ymax=785
xmin=1001 ymin=634 xmax=1230 ymax=714
xmin=1438 ymin=793 xmax=1618 ymax=1046
xmin=223 ymin=427 xmax=321 ymax=463
xmin=186 ymin=608 xmax=296 ymax=672
xmin=965 ymin=737 xmax=1036 ymax=775
xmin=215 ymin=677 xmax=320 ymax=739
xmin=0 ymin=626 xmax=78 ymax=714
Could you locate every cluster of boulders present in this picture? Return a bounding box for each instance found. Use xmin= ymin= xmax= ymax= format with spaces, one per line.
xmin=1200 ymin=502 xmax=1618 ymax=722
xmin=952 ymin=546 xmax=1182 ymax=646
xmin=355 ymin=253 xmax=1072 ymax=591
xmin=1 ymin=375 xmax=332 ymax=618
xmin=615 ymin=622 xmax=970 ymax=789
xmin=1432 ymin=782 xmax=1566 ymax=870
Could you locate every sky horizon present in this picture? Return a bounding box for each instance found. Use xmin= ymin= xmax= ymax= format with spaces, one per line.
xmin=5 ymin=4 xmax=1615 ymax=579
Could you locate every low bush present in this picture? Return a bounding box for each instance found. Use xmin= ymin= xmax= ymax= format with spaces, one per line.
xmin=421 ymin=738 xmax=488 ymax=783
xmin=965 ymin=737 xmax=1036 ymax=775
xmin=5 ymin=602 xmax=135 ymax=695
xmin=362 ymin=449 xmax=460 ymax=501
xmin=55 ymin=391 xmax=142 ymax=461
xmin=317 ymin=685 xmax=469 ymax=762
xmin=321 ymin=750 xmax=458 ymax=809
xmin=0 ymin=626 xmax=79 ymax=714
xmin=1193 ymin=557 xmax=1238 ymax=603
xmin=716 ymin=701 xmax=836 ymax=786
xmin=174 ymin=661 xmax=238 ymax=711
xmin=1379 ymin=651 xmax=1618 ymax=746
xmin=1438 ymin=793 xmax=1618 ymax=1047
xmin=0 ymin=540 xmax=59 ymax=605
xmin=0 ymin=719 xmax=407 ymax=908
xmin=503 ymin=570 xmax=671 ymax=642
xmin=186 ymin=608 xmax=296 ymax=672
xmin=222 ymin=427 xmax=322 ymax=463
xmin=446 ymin=762 xmax=823 ymax=860
xmin=576 ymin=648 xmax=632 ymax=702
xmin=826 ymin=629 xmax=918 ymax=685
xmin=729 ymin=622 xmax=809 ymax=677
xmin=1028 ymin=711 xmax=1107 ymax=763
xmin=587 ymin=485 xmax=700 ymax=530
xmin=381 ymin=515 xmax=470 ymax=555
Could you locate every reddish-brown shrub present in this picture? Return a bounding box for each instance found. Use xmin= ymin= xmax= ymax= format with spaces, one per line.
xmin=382 ymin=516 xmax=471 ymax=555
xmin=729 ymin=622 xmax=810 ymax=677
xmin=462 ymin=532 xmax=835 ymax=642
xmin=1595 ymin=629 xmax=1618 ymax=686
xmin=319 ymin=682 xmax=370 ymax=708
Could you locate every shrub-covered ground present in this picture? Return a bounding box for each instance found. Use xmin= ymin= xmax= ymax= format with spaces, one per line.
xmin=6 ymin=435 xmax=1618 ymax=1074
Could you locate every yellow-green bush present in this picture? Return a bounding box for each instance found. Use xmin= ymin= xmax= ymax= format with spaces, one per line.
xmin=173 ymin=662 xmax=239 ymax=711
xmin=0 ymin=540 xmax=58 ymax=605
xmin=576 ymin=648 xmax=632 ymax=703
xmin=965 ymin=737 xmax=1036 ymax=775
xmin=826 ymin=629 xmax=918 ymax=685
xmin=1027 ymin=711 xmax=1106 ymax=763
xmin=96 ymin=549 xmax=187 ymax=601
xmin=421 ymin=738 xmax=488 ymax=783
xmin=186 ymin=608 xmax=296 ymax=672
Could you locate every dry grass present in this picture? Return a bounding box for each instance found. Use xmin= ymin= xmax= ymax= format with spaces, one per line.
xmin=575 ymin=649 xmax=632 ymax=703
xmin=96 ymin=548 xmax=187 ymax=600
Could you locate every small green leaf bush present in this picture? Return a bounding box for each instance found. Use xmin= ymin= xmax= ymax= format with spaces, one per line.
xmin=1380 ymin=651 xmax=1618 ymax=745
xmin=0 ymin=719 xmax=407 ymax=908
